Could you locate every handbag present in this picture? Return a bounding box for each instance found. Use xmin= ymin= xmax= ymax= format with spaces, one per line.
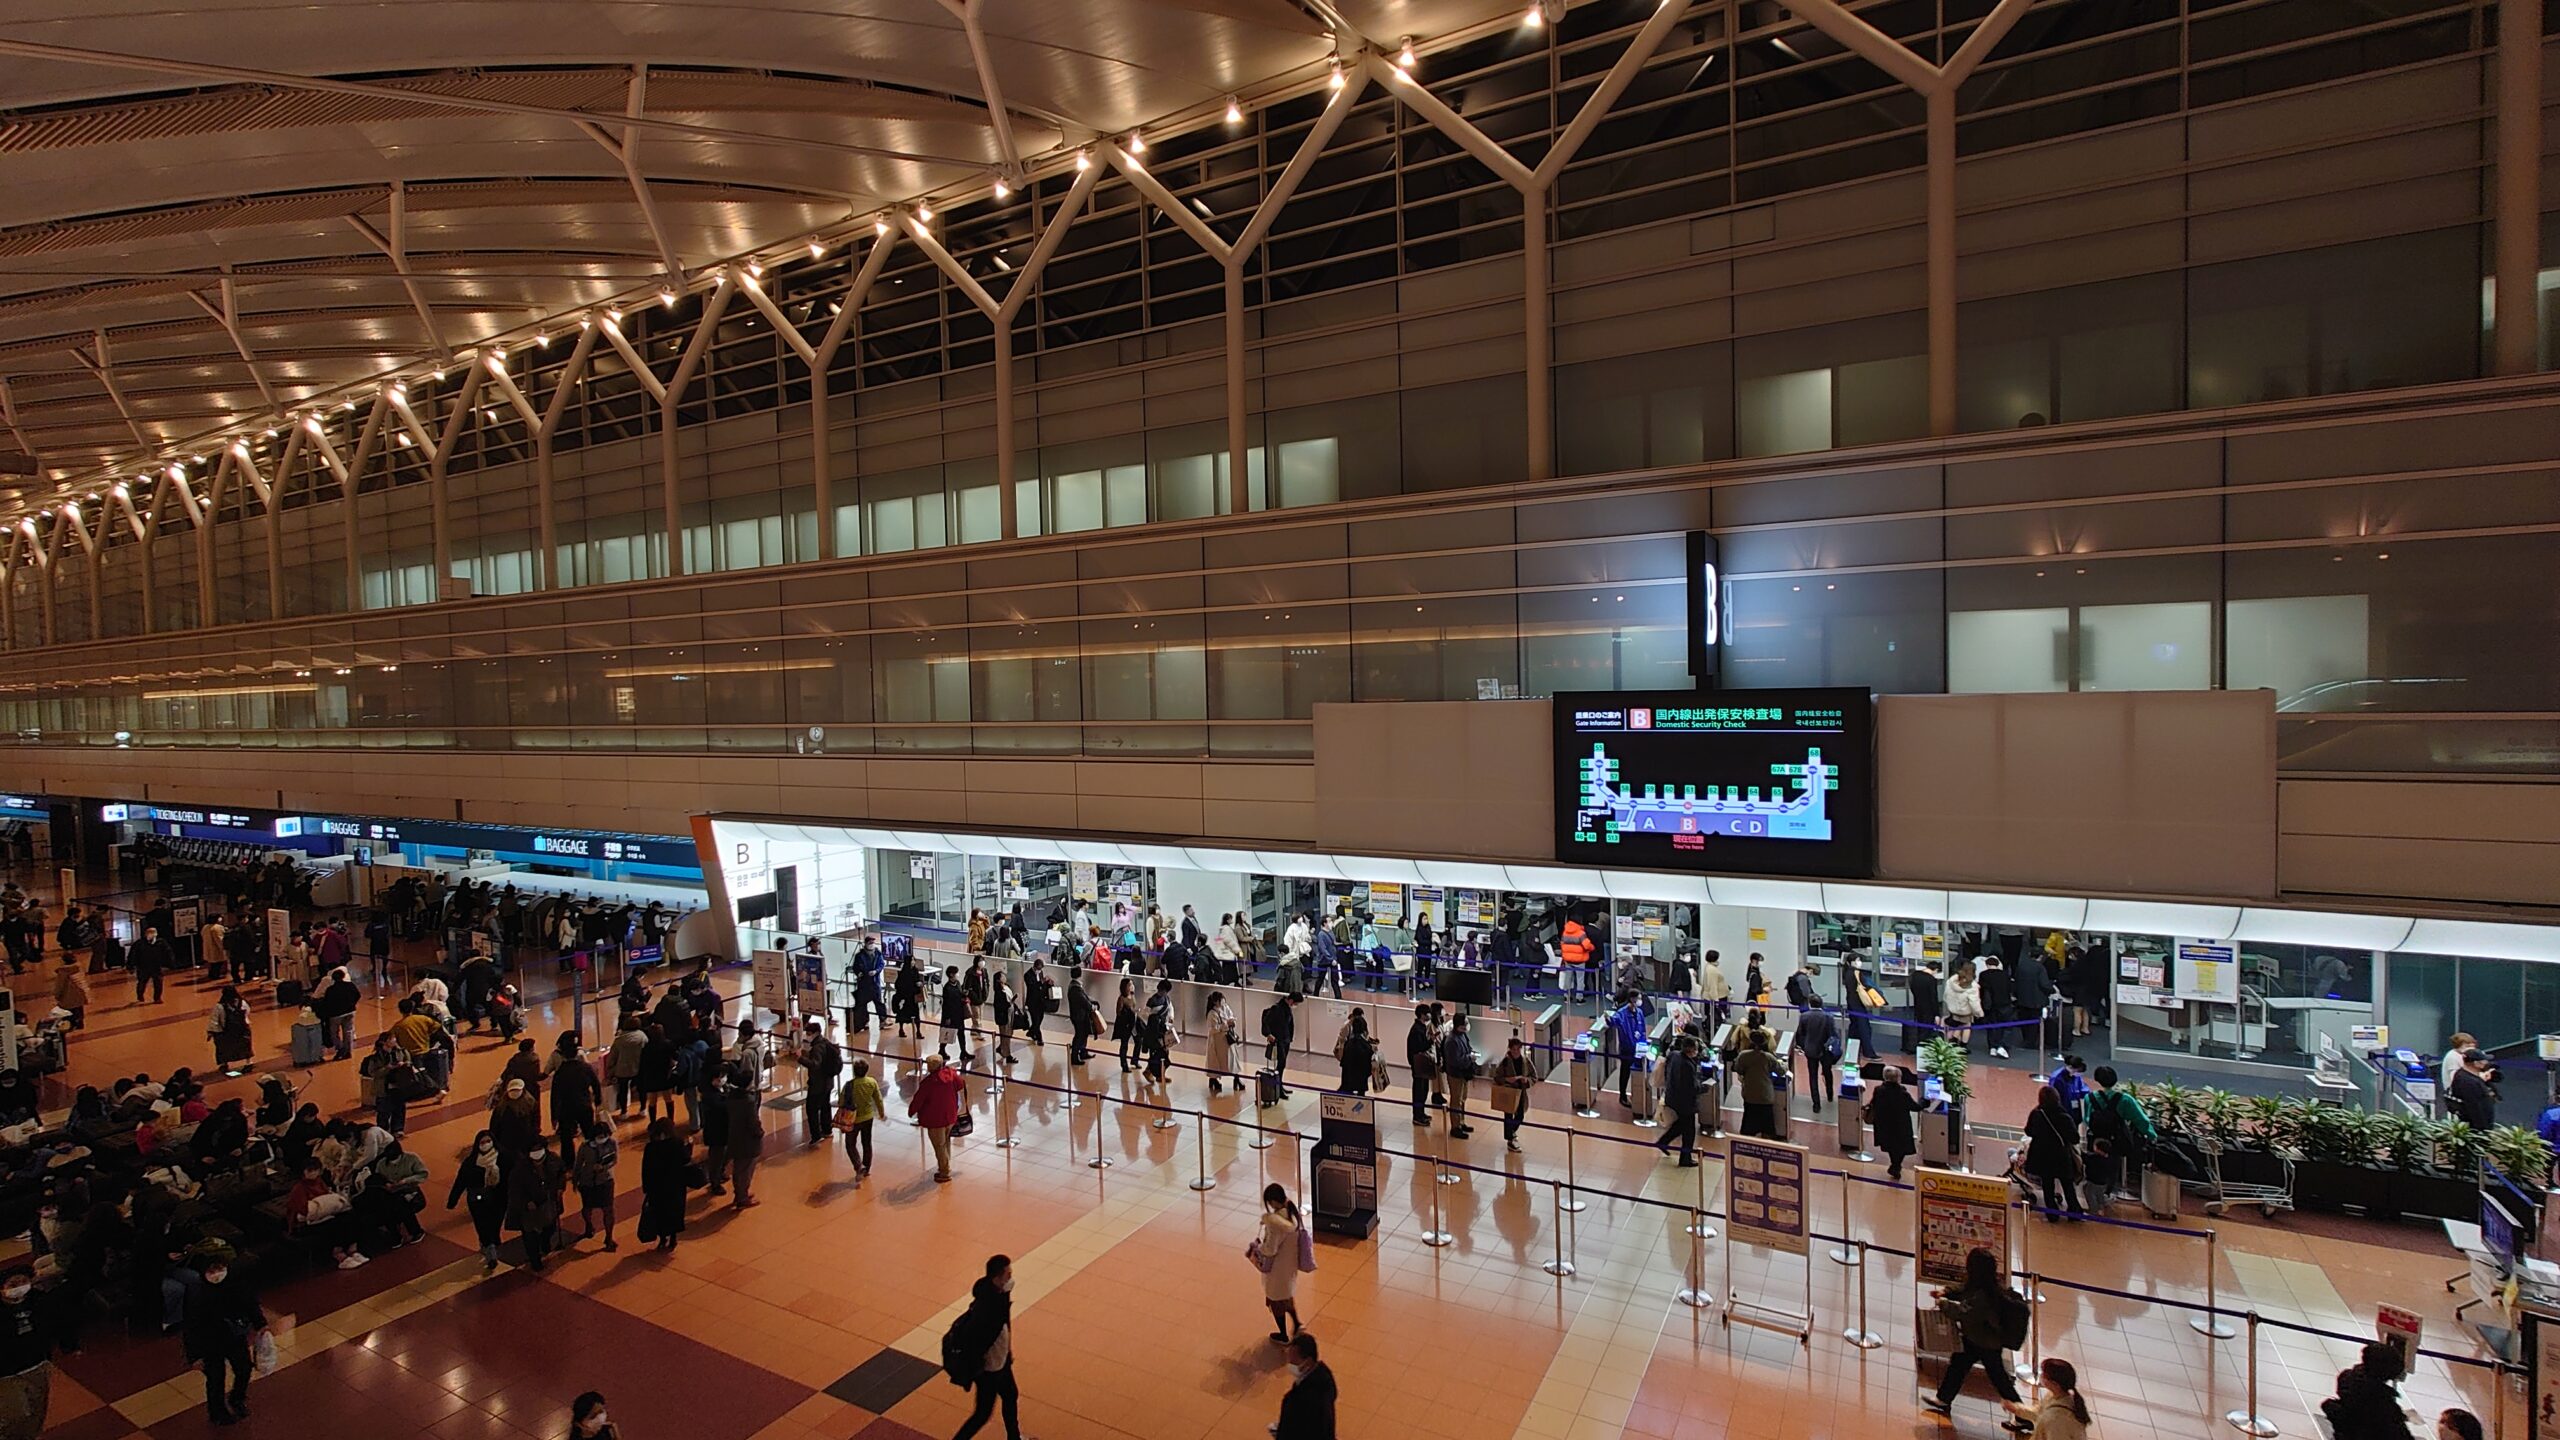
xmin=1244 ymin=1236 xmax=1272 ymax=1273
xmin=951 ymin=1111 xmax=976 ymax=1139
xmin=1295 ymin=1223 xmax=1317 ymax=1274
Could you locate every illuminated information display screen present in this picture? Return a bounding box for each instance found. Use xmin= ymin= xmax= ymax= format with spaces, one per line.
xmin=1553 ymin=688 xmax=1875 ymax=879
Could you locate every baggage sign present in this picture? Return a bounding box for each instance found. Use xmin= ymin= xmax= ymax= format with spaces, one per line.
xmin=1727 ymin=1136 xmax=1809 ymax=1256
xmin=1914 ymin=1167 xmax=2011 ymax=1287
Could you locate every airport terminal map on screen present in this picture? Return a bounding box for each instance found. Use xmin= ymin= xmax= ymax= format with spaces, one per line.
xmin=1552 ymin=688 xmax=1876 ymax=879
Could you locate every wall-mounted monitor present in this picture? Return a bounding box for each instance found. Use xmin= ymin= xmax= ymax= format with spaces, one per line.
xmin=1553 ymin=687 xmax=1876 ymax=879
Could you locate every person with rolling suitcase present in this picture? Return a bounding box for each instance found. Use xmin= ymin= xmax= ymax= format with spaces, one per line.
xmin=2083 ymin=1064 xmax=2155 ymax=1212
xmin=1259 ymin=994 xmax=1298 ymax=1101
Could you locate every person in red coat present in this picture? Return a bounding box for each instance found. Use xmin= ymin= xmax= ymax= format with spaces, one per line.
xmin=914 ymin=1055 xmax=966 ymax=1184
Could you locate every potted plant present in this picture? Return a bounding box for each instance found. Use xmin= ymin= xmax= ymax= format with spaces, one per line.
xmin=1916 ymin=1035 xmax=1971 ymax=1169
xmin=2138 ymin=1079 xmax=2201 ymax=1139
xmin=2482 ymin=1124 xmax=2551 ymax=1188
xmin=2293 ymin=1105 xmax=2392 ymax=1214
xmin=2215 ymin=1093 xmax=2295 ymax=1191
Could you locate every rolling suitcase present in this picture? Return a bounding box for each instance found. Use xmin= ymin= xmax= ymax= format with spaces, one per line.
xmin=289 ymin=1019 xmax=326 ymax=1066
xmin=275 ymin=979 xmax=304 ymax=1009
xmin=2140 ymin=1163 xmax=2180 ymax=1220
xmin=1255 ymin=1068 xmax=1285 ymax=1108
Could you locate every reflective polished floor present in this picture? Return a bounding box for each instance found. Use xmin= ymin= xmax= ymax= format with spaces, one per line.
xmin=19 ymin=880 xmax=2503 ymax=1440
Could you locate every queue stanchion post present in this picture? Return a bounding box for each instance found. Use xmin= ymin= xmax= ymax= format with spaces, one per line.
xmin=1086 ymin=1088 xmax=1115 ymax=1170
xmin=994 ymin=1078 xmax=1021 ymax=1148
xmin=2223 ymin=1311 xmax=2278 ymax=1437
xmin=2012 ymin=1269 xmax=2040 ymax=1386
xmin=1421 ymin=1147 xmax=1454 ymax=1248
xmin=1560 ymin=1127 xmax=1587 ymax=1213
xmin=1676 ymin=1206 xmax=1714 ymax=1308
xmin=1151 ymin=1099 xmax=1178 ymax=1132
xmin=2015 ymin=1201 xmax=2047 ymax=1303
xmin=1437 ymin=1121 xmax=1464 ymax=1186
xmin=1248 ymin=1089 xmax=1277 ymax=1151
xmin=1189 ymin=1109 xmax=1217 ymax=1192
xmin=2191 ymin=1228 xmax=2236 ymax=1339
xmin=1687 ymin=1154 xmax=1717 ymax=1239
xmin=1543 ymin=1180 xmax=1575 ymax=1278
xmin=1829 ymin=1169 xmax=1860 ymax=1266
xmin=1843 ymin=1239 xmax=1881 ymax=1349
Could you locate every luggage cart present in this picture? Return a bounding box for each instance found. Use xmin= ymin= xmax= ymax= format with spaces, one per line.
xmin=2192 ymin=1139 xmax=2295 ymax=1218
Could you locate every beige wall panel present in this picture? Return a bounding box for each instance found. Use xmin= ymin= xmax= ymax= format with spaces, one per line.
xmin=1878 ymin=691 xmax=2279 ymax=899
xmin=1312 ymin=699 xmax=1550 ymax=860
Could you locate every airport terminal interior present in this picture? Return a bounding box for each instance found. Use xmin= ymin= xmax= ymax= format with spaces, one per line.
xmin=0 ymin=1 xmax=2556 ymax=1438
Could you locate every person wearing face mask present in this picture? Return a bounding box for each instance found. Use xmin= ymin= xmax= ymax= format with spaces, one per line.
xmin=180 ymin=1258 xmax=266 ymax=1426
xmin=505 ymin=1139 xmax=567 ymax=1273
xmin=570 ymin=1390 xmax=619 ymax=1440
xmin=1271 ymin=1331 xmax=1337 ymax=1440
xmin=950 ymin=1255 xmax=1025 ymax=1440
xmin=1250 ymin=1183 xmax=1310 ymax=1345
xmin=0 ymin=1264 xmax=64 ymax=1438
xmin=446 ymin=1130 xmax=509 ymax=1273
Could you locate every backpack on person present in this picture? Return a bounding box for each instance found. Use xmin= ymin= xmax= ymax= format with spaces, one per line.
xmin=1994 ymin=1288 xmax=2032 ymax=1350
xmin=939 ymin=1310 xmax=987 ymax=1388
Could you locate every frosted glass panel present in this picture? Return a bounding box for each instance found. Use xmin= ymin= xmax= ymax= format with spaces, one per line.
xmin=1275 ymin=438 xmax=1337 ymax=509
xmin=1054 ymin=470 xmax=1103 ymax=533
xmin=2228 ymin=595 xmax=2370 ymax=707
xmin=1104 ymin=465 xmax=1148 ymax=527
xmin=1737 ymin=369 xmax=1830 ymax=457
xmin=2079 ymin=602 xmax=2211 ymax=692
xmin=1157 ymin=454 xmax=1217 ymax=520
xmin=955 ymin=484 xmax=999 ymax=544
xmin=1949 ymin=608 xmax=2066 ymax=693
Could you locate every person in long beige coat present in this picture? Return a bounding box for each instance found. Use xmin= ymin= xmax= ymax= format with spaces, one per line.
xmin=52 ymin=958 xmax=89 ymax=1029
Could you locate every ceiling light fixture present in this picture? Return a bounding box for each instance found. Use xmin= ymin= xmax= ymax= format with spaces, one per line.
xmin=917 ymin=201 xmax=933 ymax=221
xmin=747 ymin=261 xmax=763 ymax=279
xmin=658 ymin=289 xmax=677 ymax=308
xmin=1328 ymin=57 xmax=1345 ymax=89
xmin=1128 ymin=131 xmax=1146 ymax=154
xmin=1398 ymin=36 xmax=1417 ymax=68
xmin=993 ymin=176 xmax=1010 ymax=200
xmin=874 ymin=215 xmax=890 ymax=235
xmin=1224 ymin=95 xmax=1243 ymax=124
xmin=1524 ymin=1 xmax=1544 ymax=26
xmin=809 ymin=240 xmax=826 ymax=259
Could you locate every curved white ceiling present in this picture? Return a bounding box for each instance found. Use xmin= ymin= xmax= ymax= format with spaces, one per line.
xmin=0 ymin=0 xmax=1527 ymax=500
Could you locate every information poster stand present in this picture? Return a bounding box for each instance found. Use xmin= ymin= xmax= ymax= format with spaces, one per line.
xmin=1914 ymin=1167 xmax=2015 ymax=1400
xmin=2531 ymin=1310 xmax=2560 ymax=1440
xmin=1724 ymin=1136 xmax=1814 ymax=1340
xmin=751 ymin=948 xmax=789 ymax=1021
xmin=266 ymin=908 xmax=293 ymax=975
xmin=169 ymin=898 xmax=200 ymax=960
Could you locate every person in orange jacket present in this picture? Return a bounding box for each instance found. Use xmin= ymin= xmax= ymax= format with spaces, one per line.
xmin=1560 ymin=917 xmax=1595 ymax=1003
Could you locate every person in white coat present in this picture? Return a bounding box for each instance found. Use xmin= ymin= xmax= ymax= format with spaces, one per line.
xmin=1943 ymin=962 xmax=1983 ymax=1051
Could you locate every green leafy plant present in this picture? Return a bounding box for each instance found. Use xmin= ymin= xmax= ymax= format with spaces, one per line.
xmin=2197 ymin=1089 xmax=2247 ymax=1152
xmin=2481 ymin=1124 xmax=2552 ymax=1185
xmin=2433 ymin=1119 xmax=2483 ymax=1175
xmin=2240 ymin=1094 xmax=2299 ymax=1153
xmin=2140 ymin=1079 xmax=2201 ymax=1137
xmin=2296 ymin=1104 xmax=2381 ymax=1166
xmin=2374 ymin=1111 xmax=2433 ymax=1172
xmin=1917 ymin=1036 xmax=1971 ymax=1108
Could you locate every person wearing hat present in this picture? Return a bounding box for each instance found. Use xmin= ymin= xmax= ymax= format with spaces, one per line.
xmin=489 ymin=1078 xmax=541 ymax=1159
